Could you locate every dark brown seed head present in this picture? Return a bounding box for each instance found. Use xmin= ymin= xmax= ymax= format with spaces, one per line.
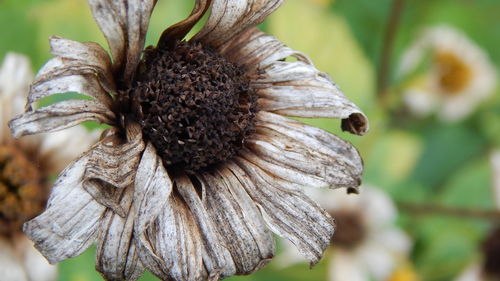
xmin=330 ymin=210 xmax=366 ymax=249
xmin=126 ymin=41 xmax=257 ymax=173
xmin=0 ymin=144 xmax=48 ymax=237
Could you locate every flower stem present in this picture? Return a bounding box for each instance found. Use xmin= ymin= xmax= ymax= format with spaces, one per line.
xmin=377 ymin=0 xmax=405 ymax=102
xmin=398 ymin=202 xmax=500 ymax=221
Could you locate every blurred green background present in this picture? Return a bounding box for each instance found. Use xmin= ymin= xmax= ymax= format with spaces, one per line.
xmin=1 ymin=0 xmax=499 ymax=280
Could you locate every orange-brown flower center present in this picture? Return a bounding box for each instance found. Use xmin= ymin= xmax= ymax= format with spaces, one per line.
xmin=330 ymin=210 xmax=366 ymax=249
xmin=434 ymin=51 xmax=473 ymax=94
xmin=0 ymin=144 xmax=47 ymax=237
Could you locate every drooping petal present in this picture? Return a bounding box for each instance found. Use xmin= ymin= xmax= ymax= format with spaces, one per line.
xmin=175 ymin=175 xmax=236 ymax=279
xmin=228 ymin=159 xmax=335 ymax=266
xmin=23 ymin=153 xmax=106 ymax=264
xmin=223 ymin=29 xmax=368 ymax=135
xmin=192 ymin=0 xmax=284 ymax=49
xmin=83 ymin=124 xmax=145 ymax=217
xmin=9 ymin=99 xmax=115 ymax=138
xmin=158 ymin=0 xmax=211 ymax=47
xmin=136 ymin=194 xmax=206 ymax=281
xmin=196 ymin=168 xmax=275 ymax=274
xmin=96 ymin=185 xmax=144 ymax=281
xmin=88 ymin=0 xmax=156 ymax=83
xmin=133 ymin=142 xmax=172 ymax=235
xmin=245 ymin=111 xmax=363 ymax=189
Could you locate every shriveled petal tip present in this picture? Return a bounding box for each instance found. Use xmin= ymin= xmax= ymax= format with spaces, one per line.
xmin=193 ymin=0 xmax=285 ymax=49
xmin=23 ymin=154 xmax=105 ymax=264
xmin=88 ymin=0 xmax=156 ymax=83
xmin=9 ymin=100 xmax=115 ymax=138
xmin=222 ymin=29 xmax=369 ymax=135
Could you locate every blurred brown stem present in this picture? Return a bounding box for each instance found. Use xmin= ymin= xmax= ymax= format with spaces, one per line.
xmin=398 ymin=202 xmax=500 ymax=221
xmin=377 ymin=0 xmax=405 ymax=102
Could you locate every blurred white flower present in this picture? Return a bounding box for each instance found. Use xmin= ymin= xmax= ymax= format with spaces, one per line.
xmin=399 ymin=25 xmax=497 ymax=122
xmin=277 ymin=186 xmax=411 ymax=281
xmin=0 ymin=53 xmax=97 ymax=281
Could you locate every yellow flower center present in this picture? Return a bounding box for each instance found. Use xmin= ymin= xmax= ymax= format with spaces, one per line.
xmin=0 ymin=144 xmax=47 ymax=237
xmin=434 ymin=51 xmax=473 ymax=94
xmin=387 ymin=264 xmax=419 ymax=281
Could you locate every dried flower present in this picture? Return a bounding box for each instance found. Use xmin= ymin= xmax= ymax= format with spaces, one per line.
xmin=0 ymin=53 xmax=95 ymax=281
xmin=399 ymin=25 xmax=497 ymax=122
xmin=277 ymin=187 xmax=411 ymax=281
xmin=9 ymin=1 xmax=368 ymax=280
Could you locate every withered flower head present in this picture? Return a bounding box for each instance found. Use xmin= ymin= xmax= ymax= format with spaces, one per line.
xmin=1 ymin=53 xmax=96 ymax=281
xmin=9 ymin=1 xmax=369 ymax=280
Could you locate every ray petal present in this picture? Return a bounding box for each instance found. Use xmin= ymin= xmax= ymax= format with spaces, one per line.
xmin=88 ymin=0 xmax=156 ymax=83
xmin=196 ymin=168 xmax=275 ymax=274
xmin=223 ymin=29 xmax=368 ymax=135
xmin=245 ymin=111 xmax=363 ymax=189
xmin=192 ymin=0 xmax=284 ymax=49
xmin=228 ymin=159 xmax=335 ymax=266
xmin=136 ymin=194 xmax=206 ymax=281
xmin=96 ymin=185 xmax=144 ymax=281
xmin=9 ymin=100 xmax=115 ymax=138
xmin=23 ymin=152 xmax=106 ymax=264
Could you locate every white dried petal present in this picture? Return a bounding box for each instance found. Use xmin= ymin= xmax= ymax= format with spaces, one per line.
xmin=176 ymin=175 xmax=237 ymax=278
xmin=88 ymin=0 xmax=156 ymax=83
xmin=229 ymin=159 xmax=335 ymax=266
xmin=247 ymin=111 xmax=363 ymax=188
xmin=136 ymin=194 xmax=206 ymax=281
xmin=9 ymin=100 xmax=115 ymax=138
xmin=133 ymin=142 xmax=172 ymax=234
xmin=223 ymin=29 xmax=368 ymax=135
xmin=193 ymin=0 xmax=285 ymax=49
xmin=198 ymin=168 xmax=275 ymax=274
xmin=96 ymin=186 xmax=144 ymax=281
xmin=23 ymin=154 xmax=106 ymax=264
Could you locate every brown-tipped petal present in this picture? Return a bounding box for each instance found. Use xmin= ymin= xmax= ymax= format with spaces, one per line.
xmin=229 ymin=159 xmax=335 ymax=266
xmin=88 ymin=0 xmax=156 ymax=83
xmin=23 ymin=153 xmax=106 ymax=264
xmin=246 ymin=111 xmax=363 ymax=189
xmin=136 ymin=194 xmax=206 ymax=281
xmin=96 ymin=186 xmax=144 ymax=281
xmin=223 ymin=29 xmax=368 ymax=135
xmin=9 ymin=100 xmax=115 ymax=138
xmin=133 ymin=142 xmax=172 ymax=235
xmin=196 ymin=168 xmax=275 ymax=274
xmin=176 ymin=175 xmax=237 ymax=279
xmin=192 ymin=0 xmax=284 ymax=49
xmin=158 ymin=0 xmax=211 ymax=46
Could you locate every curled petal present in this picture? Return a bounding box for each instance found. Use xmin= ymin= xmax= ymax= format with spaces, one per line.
xmin=158 ymin=0 xmax=211 ymax=46
xmin=9 ymin=100 xmax=115 ymax=138
xmin=96 ymin=186 xmax=144 ymax=281
xmin=133 ymin=142 xmax=172 ymax=235
xmin=224 ymin=29 xmax=368 ymax=135
xmin=228 ymin=159 xmax=335 ymax=266
xmin=247 ymin=111 xmax=363 ymax=189
xmin=85 ymin=124 xmax=144 ymax=189
xmin=176 ymin=175 xmax=236 ymax=279
xmin=193 ymin=0 xmax=284 ymax=49
xmin=136 ymin=194 xmax=206 ymax=281
xmin=23 ymin=153 xmax=106 ymax=264
xmin=198 ymin=168 xmax=275 ymax=274
xmin=88 ymin=0 xmax=156 ymax=83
